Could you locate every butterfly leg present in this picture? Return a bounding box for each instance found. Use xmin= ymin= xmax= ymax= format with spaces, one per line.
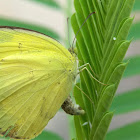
xmin=61 ymin=96 xmax=85 ymax=115
xmin=78 ymin=63 xmax=98 ymax=78
xmin=78 ymin=66 xmax=106 ymax=85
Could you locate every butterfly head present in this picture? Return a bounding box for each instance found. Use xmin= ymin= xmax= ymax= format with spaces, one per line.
xmin=68 ymin=47 xmax=78 ymax=56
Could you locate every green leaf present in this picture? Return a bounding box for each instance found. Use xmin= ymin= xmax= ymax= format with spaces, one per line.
xmin=74 ymin=116 xmax=85 ymax=140
xmin=100 ymin=17 xmax=133 ymax=83
xmin=90 ymin=62 xmax=128 ymax=139
xmin=108 ymin=63 xmax=128 ymax=85
xmin=72 ymin=138 xmax=77 ymax=140
xmin=90 ymin=85 xmax=115 ymax=139
xmin=34 ymin=131 xmax=63 ymax=140
xmin=74 ymin=83 xmax=90 ymax=139
xmin=30 ymin=0 xmax=61 ymax=9
xmin=71 ymin=0 xmax=134 ymax=139
xmin=68 ymin=115 xmax=77 ymax=140
xmin=93 ymin=112 xmax=113 ymax=140
xmin=111 ymin=88 xmax=140 ymax=115
xmin=0 ymin=18 xmax=60 ymax=40
xmin=106 ymin=121 xmax=140 ymax=140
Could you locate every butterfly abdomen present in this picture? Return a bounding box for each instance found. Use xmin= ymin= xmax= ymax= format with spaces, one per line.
xmin=61 ymin=96 xmax=85 ymax=115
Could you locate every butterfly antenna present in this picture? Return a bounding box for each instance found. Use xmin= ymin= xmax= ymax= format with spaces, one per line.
xmin=72 ymin=12 xmax=95 ymax=48
xmin=67 ymin=17 xmax=72 ymax=48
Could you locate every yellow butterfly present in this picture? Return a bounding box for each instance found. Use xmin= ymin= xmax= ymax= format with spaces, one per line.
xmin=0 ymin=26 xmax=85 ymax=139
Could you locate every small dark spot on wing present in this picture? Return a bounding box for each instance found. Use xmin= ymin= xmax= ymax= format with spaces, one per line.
xmin=18 ymin=43 xmax=22 ymax=48
xmin=43 ymin=97 xmax=46 ymax=101
xmin=15 ymin=136 xmax=20 ymax=139
xmin=1 ymin=59 xmax=4 ymax=61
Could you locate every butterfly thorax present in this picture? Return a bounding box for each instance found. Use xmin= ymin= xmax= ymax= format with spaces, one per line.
xmin=64 ymin=53 xmax=77 ymax=81
xmin=68 ymin=47 xmax=78 ymax=57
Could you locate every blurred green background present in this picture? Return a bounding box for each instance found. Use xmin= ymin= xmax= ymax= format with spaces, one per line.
xmin=0 ymin=0 xmax=140 ymax=140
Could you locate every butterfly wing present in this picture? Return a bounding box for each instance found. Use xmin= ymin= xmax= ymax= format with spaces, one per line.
xmin=0 ymin=27 xmax=76 ymax=139
xmin=0 ymin=26 xmax=73 ymax=57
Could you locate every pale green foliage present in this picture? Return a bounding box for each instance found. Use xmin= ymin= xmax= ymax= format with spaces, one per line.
xmin=71 ymin=0 xmax=135 ymax=140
